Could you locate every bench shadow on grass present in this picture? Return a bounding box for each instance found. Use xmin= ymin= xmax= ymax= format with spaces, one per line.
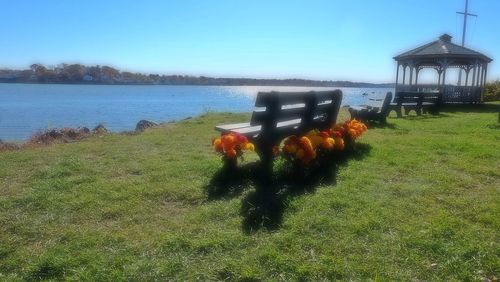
xmin=394 ymin=105 xmax=500 ymax=122
xmin=364 ymin=120 xmax=397 ymax=129
xmin=205 ymin=161 xmax=261 ymax=200
xmin=357 ymin=114 xmax=446 ymax=130
xmin=441 ymin=103 xmax=500 ymax=114
xmin=400 ymin=113 xmax=451 ymax=120
xmin=387 ymin=110 xmax=451 ymax=120
xmin=205 ymin=143 xmax=372 ymax=233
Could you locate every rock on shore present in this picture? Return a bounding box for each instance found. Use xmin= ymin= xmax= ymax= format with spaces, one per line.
xmin=135 ymin=120 xmax=158 ymax=132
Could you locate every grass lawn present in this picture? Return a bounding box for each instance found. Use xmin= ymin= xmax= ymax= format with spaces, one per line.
xmin=1 ymin=105 xmax=499 ymax=281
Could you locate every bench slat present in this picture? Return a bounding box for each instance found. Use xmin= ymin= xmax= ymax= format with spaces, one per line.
xmin=276 ymin=92 xmax=315 ymax=105
xmin=316 ymin=102 xmax=334 ymax=110
xmin=231 ymin=125 xmax=262 ymax=136
xmin=215 ymin=122 xmax=251 ymax=132
xmin=230 ymin=119 xmax=303 ymax=137
xmin=276 ymin=106 xmax=309 ymax=122
xmin=349 ymin=105 xmax=368 ymax=111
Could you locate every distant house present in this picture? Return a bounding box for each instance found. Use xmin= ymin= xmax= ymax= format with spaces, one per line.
xmin=83 ymin=75 xmax=93 ymax=81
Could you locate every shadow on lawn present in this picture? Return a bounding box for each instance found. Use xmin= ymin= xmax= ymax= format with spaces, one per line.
xmin=205 ymin=143 xmax=372 ymax=233
xmin=487 ymin=124 xmax=500 ymax=129
xmin=440 ymin=103 xmax=500 ymax=114
xmin=365 ymin=121 xmax=397 ymax=129
xmin=396 ymin=103 xmax=500 ymax=123
xmin=205 ymin=161 xmax=260 ymax=200
xmin=399 ymin=113 xmax=451 ymax=120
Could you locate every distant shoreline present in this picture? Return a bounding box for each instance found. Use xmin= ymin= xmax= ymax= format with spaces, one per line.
xmin=1 ymin=64 xmax=394 ymax=88
xmin=0 ymin=81 xmax=394 ymax=88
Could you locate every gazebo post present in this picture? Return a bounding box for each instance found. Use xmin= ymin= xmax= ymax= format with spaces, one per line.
xmin=483 ymin=64 xmax=488 ymax=87
xmin=441 ymin=60 xmax=448 ymax=87
xmin=464 ymin=67 xmax=470 ymax=87
xmin=415 ymin=67 xmax=420 ymax=86
xmin=436 ymin=67 xmax=442 ymax=87
xmin=476 ymin=64 xmax=482 ymax=86
xmin=471 ymin=61 xmax=477 ymax=87
xmin=482 ymin=65 xmax=488 ymax=102
xmin=480 ymin=64 xmax=486 ymax=87
xmin=474 ymin=65 xmax=479 ymax=101
xmin=477 ymin=64 xmax=483 ymax=87
xmin=409 ymin=64 xmax=414 ymax=86
xmin=395 ymin=63 xmax=400 ymax=90
xmin=472 ymin=62 xmax=478 ymax=87
xmin=478 ymin=64 xmax=485 ymax=103
xmin=402 ymin=64 xmax=406 ymax=86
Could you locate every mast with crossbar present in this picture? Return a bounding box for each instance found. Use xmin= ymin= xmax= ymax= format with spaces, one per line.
xmin=457 ymin=0 xmax=478 ymax=85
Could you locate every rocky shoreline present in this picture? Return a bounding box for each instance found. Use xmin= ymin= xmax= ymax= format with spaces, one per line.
xmin=0 ymin=118 xmax=183 ymax=152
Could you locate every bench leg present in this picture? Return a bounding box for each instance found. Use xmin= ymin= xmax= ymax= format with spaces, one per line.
xmin=260 ymin=152 xmax=273 ymax=180
xmin=430 ymin=106 xmax=439 ymax=115
xmin=379 ymin=115 xmax=387 ymax=124
xmin=348 ymin=108 xmax=358 ymax=120
xmin=395 ymin=107 xmax=402 ymax=118
xmin=255 ymin=141 xmax=275 ymax=190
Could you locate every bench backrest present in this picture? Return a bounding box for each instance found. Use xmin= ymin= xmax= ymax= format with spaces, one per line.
xmin=364 ymin=92 xmax=393 ymax=115
xmin=421 ymin=92 xmax=442 ymax=104
xmin=395 ymin=91 xmax=442 ymax=105
xmin=250 ymin=90 xmax=342 ymax=138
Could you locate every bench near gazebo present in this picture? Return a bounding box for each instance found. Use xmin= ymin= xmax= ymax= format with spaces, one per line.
xmin=394 ymin=34 xmax=492 ymax=105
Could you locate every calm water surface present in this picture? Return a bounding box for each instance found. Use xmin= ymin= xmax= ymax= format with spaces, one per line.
xmin=0 ymin=84 xmax=393 ymax=141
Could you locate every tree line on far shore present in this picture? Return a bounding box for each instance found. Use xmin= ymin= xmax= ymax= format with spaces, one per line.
xmin=0 ymin=63 xmax=393 ymax=88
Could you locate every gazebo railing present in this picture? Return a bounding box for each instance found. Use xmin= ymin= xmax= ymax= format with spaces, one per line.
xmin=396 ymin=84 xmax=482 ymax=103
xmin=442 ymin=86 xmax=482 ymax=103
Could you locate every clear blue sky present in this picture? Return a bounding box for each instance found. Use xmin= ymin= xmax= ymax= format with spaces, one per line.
xmin=1 ymin=0 xmax=498 ymax=83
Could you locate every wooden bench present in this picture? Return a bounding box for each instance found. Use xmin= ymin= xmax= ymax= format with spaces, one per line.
xmin=390 ymin=91 xmax=442 ymax=118
xmin=215 ymin=90 xmax=343 ymax=176
xmin=348 ymin=92 xmax=392 ymax=123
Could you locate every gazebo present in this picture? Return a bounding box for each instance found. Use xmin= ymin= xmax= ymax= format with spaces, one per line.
xmin=394 ymin=34 xmax=492 ymax=103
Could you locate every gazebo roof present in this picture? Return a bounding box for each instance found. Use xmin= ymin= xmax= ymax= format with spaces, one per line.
xmin=394 ymin=34 xmax=492 ymax=63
